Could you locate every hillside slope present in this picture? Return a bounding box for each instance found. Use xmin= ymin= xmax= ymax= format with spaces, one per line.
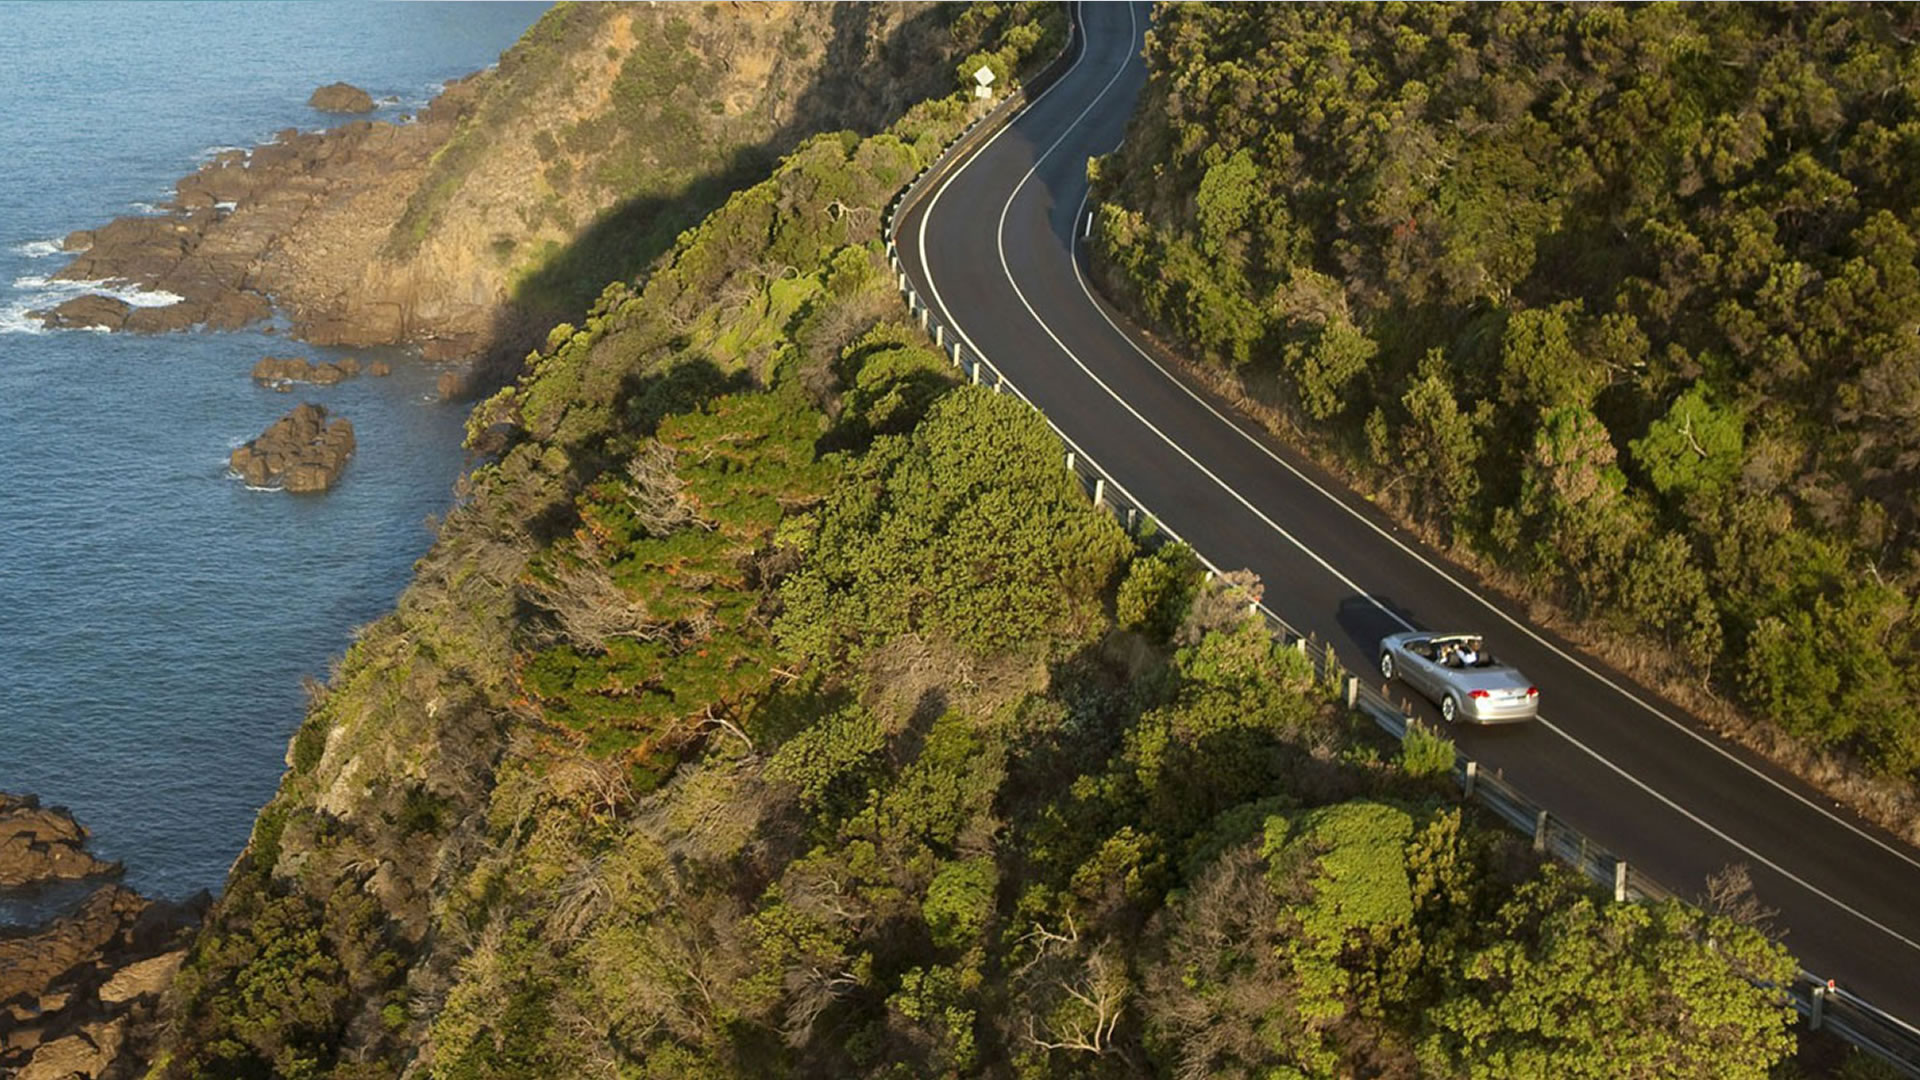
xmin=132 ymin=7 xmax=1801 ymax=1079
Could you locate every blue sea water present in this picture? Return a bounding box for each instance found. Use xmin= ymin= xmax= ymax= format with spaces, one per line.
xmin=0 ymin=2 xmax=549 ymax=921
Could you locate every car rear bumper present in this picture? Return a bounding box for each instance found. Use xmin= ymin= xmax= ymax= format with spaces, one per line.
xmin=1459 ymin=698 xmax=1537 ymax=724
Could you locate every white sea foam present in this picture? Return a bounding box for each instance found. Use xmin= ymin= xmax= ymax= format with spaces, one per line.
xmin=195 ymin=144 xmax=248 ymax=162
xmin=12 ymin=239 xmax=63 ymax=258
xmin=214 ymin=201 xmax=237 ymax=212
xmin=128 ymin=201 xmax=165 ymax=215
xmin=17 ymin=275 xmax=183 ymax=308
xmin=0 ymin=272 xmax=185 ymax=333
xmin=0 ymin=304 xmax=49 ymax=335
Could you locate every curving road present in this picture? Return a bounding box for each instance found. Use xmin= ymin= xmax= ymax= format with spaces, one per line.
xmin=897 ymin=1 xmax=1920 ymax=1017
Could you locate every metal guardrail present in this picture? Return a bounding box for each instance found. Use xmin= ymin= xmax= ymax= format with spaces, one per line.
xmin=874 ymin=8 xmax=1920 ymax=1076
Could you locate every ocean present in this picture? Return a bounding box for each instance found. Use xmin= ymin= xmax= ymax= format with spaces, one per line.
xmin=0 ymin=2 xmax=549 ymax=921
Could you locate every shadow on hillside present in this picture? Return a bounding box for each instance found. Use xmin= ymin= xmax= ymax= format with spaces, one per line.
xmin=469 ymin=3 xmax=953 ymax=393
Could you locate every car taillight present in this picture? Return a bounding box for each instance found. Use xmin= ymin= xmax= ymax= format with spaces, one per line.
xmin=1469 ymin=690 xmax=1490 ymax=699
xmin=1527 ymin=687 xmax=1539 ymax=697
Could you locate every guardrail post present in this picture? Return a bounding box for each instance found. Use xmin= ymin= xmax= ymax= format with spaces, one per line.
xmin=1810 ymin=984 xmax=1827 ymax=1031
xmin=899 ymin=273 xmax=909 ymax=292
xmin=1463 ymin=759 xmax=1478 ymax=798
xmin=1533 ymin=810 xmax=1550 ymax=854
xmin=950 ymin=343 xmax=963 ymax=366
xmin=918 ymin=308 xmax=929 ymax=330
xmin=1345 ymin=677 xmax=1358 ymax=711
xmin=1093 ymin=477 xmax=1106 ymax=508
xmin=934 ymin=324 xmax=944 ymax=347
xmin=1065 ymin=451 xmax=1075 ymax=473
xmin=1125 ymin=507 xmax=1137 ymax=532
xmin=970 ymin=362 xmax=982 ymax=386
xmin=1614 ymin=859 xmax=1628 ymax=902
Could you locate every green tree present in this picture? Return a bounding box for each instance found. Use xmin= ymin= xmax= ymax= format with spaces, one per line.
xmin=1420 ymin=875 xmax=1797 ymax=1080
xmin=1632 ymin=382 xmax=1745 ymax=498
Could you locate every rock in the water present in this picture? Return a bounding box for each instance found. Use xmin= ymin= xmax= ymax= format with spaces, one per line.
xmin=251 ymin=355 xmax=363 ymax=386
xmin=251 ymin=355 xmax=313 ymax=382
xmin=308 ymin=361 xmax=349 ymax=385
xmin=308 ymin=81 xmax=375 ymax=114
xmin=60 ymin=230 xmax=92 ymax=253
xmin=0 ymin=794 xmax=119 ymax=888
xmin=229 ymin=403 xmax=355 ymax=493
xmin=30 ymin=294 xmax=131 ymax=331
xmin=366 ymin=360 xmax=392 ymax=377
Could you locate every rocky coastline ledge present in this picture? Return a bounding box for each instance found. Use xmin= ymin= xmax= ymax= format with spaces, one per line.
xmin=28 ymin=74 xmax=500 ymax=360
xmin=0 ymin=794 xmax=205 ymax=1080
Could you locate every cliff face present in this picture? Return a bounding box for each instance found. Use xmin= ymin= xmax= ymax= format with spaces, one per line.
xmin=144 ymin=6 xmax=1070 ymax=1078
xmin=274 ymin=1 xmax=963 ymax=362
xmin=52 ymin=2 xmax=965 ymax=372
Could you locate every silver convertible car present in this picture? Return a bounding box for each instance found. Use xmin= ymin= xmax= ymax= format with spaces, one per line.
xmin=1379 ymin=631 xmax=1539 ymax=724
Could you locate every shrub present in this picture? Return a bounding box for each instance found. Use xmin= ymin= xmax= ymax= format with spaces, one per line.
xmin=1401 ymin=723 xmax=1458 ymax=780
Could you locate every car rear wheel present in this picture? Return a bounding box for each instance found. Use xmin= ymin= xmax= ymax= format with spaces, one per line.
xmin=1441 ymin=695 xmax=1458 ymax=724
xmin=1380 ymin=652 xmax=1395 ymax=680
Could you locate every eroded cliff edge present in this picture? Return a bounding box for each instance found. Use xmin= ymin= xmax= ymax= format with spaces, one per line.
xmin=44 ymin=2 xmax=963 ymax=379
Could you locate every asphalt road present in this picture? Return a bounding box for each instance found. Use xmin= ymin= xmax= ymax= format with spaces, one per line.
xmin=897 ymin=1 xmax=1920 ymax=1019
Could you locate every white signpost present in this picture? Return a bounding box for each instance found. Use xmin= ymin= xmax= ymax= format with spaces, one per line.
xmin=974 ymin=64 xmax=996 ymax=99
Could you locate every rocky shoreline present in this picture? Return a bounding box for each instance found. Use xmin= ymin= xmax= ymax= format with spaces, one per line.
xmin=29 ymin=75 xmax=499 ymax=361
xmin=0 ymin=794 xmax=205 ymax=1080
xmin=0 ymin=796 xmax=119 ymax=890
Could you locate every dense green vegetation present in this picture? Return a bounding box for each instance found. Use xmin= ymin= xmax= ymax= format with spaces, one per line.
xmin=1092 ymin=3 xmax=1920 ymax=780
xmin=151 ymin=5 xmax=1805 ymax=1078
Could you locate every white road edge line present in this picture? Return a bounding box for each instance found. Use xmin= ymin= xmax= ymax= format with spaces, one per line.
xmin=910 ymin=1 xmax=1920 ymax=955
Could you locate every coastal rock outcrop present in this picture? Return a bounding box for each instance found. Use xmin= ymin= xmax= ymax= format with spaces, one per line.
xmin=308 ymin=81 xmax=375 ymax=114
xmin=229 ymin=403 xmax=356 ymax=492
xmin=37 ymin=2 xmax=966 ymax=387
xmin=250 ymin=355 xmax=315 ymax=383
xmin=249 ymin=355 xmax=360 ymax=385
xmin=33 ymin=295 xmax=130 ymax=332
xmin=0 ymin=886 xmax=205 ymax=1079
xmin=0 ymin=795 xmax=119 ymax=889
xmin=0 ymin=797 xmax=204 ymax=1080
